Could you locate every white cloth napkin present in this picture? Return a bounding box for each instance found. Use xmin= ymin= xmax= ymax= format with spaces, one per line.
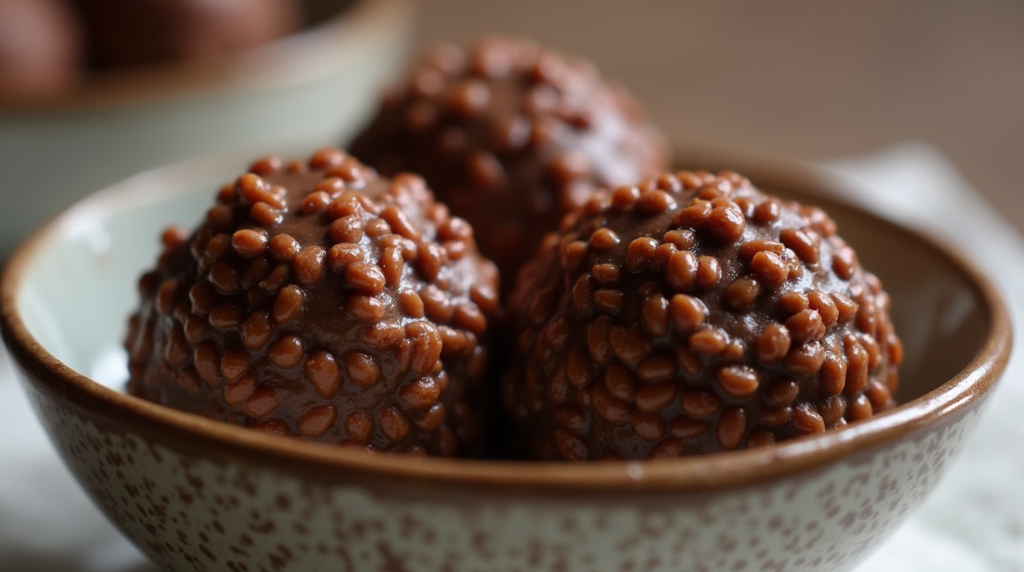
xmin=1 ymin=143 xmax=1021 ymax=571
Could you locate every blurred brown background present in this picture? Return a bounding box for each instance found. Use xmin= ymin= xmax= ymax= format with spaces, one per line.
xmin=415 ymin=0 xmax=1024 ymax=230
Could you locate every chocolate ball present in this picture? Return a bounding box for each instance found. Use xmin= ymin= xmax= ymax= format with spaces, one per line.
xmin=125 ymin=149 xmax=500 ymax=457
xmin=77 ymin=0 xmax=302 ymax=67
xmin=502 ymin=170 xmax=902 ymax=461
xmin=0 ymin=0 xmax=82 ymax=101
xmin=349 ymin=36 xmax=670 ymax=294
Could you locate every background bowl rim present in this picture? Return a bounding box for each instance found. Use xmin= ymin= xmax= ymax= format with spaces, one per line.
xmin=0 ymin=0 xmax=415 ymax=114
xmin=0 ymin=145 xmax=1011 ymax=496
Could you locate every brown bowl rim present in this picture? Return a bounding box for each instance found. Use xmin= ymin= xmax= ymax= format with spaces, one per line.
xmin=0 ymin=0 xmax=415 ymax=113
xmin=0 ymin=145 xmax=1012 ymax=496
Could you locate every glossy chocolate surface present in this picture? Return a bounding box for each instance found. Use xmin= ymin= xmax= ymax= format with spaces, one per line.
xmin=503 ymin=170 xmax=901 ymax=460
xmin=126 ymin=149 xmax=499 ymax=456
xmin=350 ymin=37 xmax=670 ymax=293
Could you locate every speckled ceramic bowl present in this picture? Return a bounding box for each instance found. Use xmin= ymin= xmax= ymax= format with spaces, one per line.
xmin=1 ymin=149 xmax=1010 ymax=572
xmin=0 ymin=0 xmax=416 ymax=258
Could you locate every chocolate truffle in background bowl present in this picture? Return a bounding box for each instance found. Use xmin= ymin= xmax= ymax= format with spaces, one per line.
xmin=348 ymin=36 xmax=670 ymax=293
xmin=0 ymin=0 xmax=82 ymax=101
xmin=503 ymin=170 xmax=902 ymax=461
xmin=75 ymin=0 xmax=303 ymax=67
xmin=125 ymin=148 xmax=500 ymax=457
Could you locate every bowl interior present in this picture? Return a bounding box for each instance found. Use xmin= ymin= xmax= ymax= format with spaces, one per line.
xmin=12 ymin=154 xmax=990 ymax=439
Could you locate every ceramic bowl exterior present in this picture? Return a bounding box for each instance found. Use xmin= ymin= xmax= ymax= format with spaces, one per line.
xmin=0 ymin=0 xmax=416 ymax=257
xmin=1 ymin=150 xmax=1010 ymax=572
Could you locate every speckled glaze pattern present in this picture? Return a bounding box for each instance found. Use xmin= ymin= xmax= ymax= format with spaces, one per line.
xmin=19 ymin=372 xmax=980 ymax=572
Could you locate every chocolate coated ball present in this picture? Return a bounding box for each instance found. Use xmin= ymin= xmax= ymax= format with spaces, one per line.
xmin=77 ymin=0 xmax=302 ymax=67
xmin=126 ymin=149 xmax=500 ymax=457
xmin=502 ymin=170 xmax=902 ymax=461
xmin=349 ymin=36 xmax=670 ymax=294
xmin=0 ymin=0 xmax=81 ymax=101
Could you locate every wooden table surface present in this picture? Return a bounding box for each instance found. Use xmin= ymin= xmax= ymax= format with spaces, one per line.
xmin=413 ymin=0 xmax=1024 ymax=231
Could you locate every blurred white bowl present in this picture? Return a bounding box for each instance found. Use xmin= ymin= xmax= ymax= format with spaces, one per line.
xmin=0 ymin=0 xmax=416 ymax=258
